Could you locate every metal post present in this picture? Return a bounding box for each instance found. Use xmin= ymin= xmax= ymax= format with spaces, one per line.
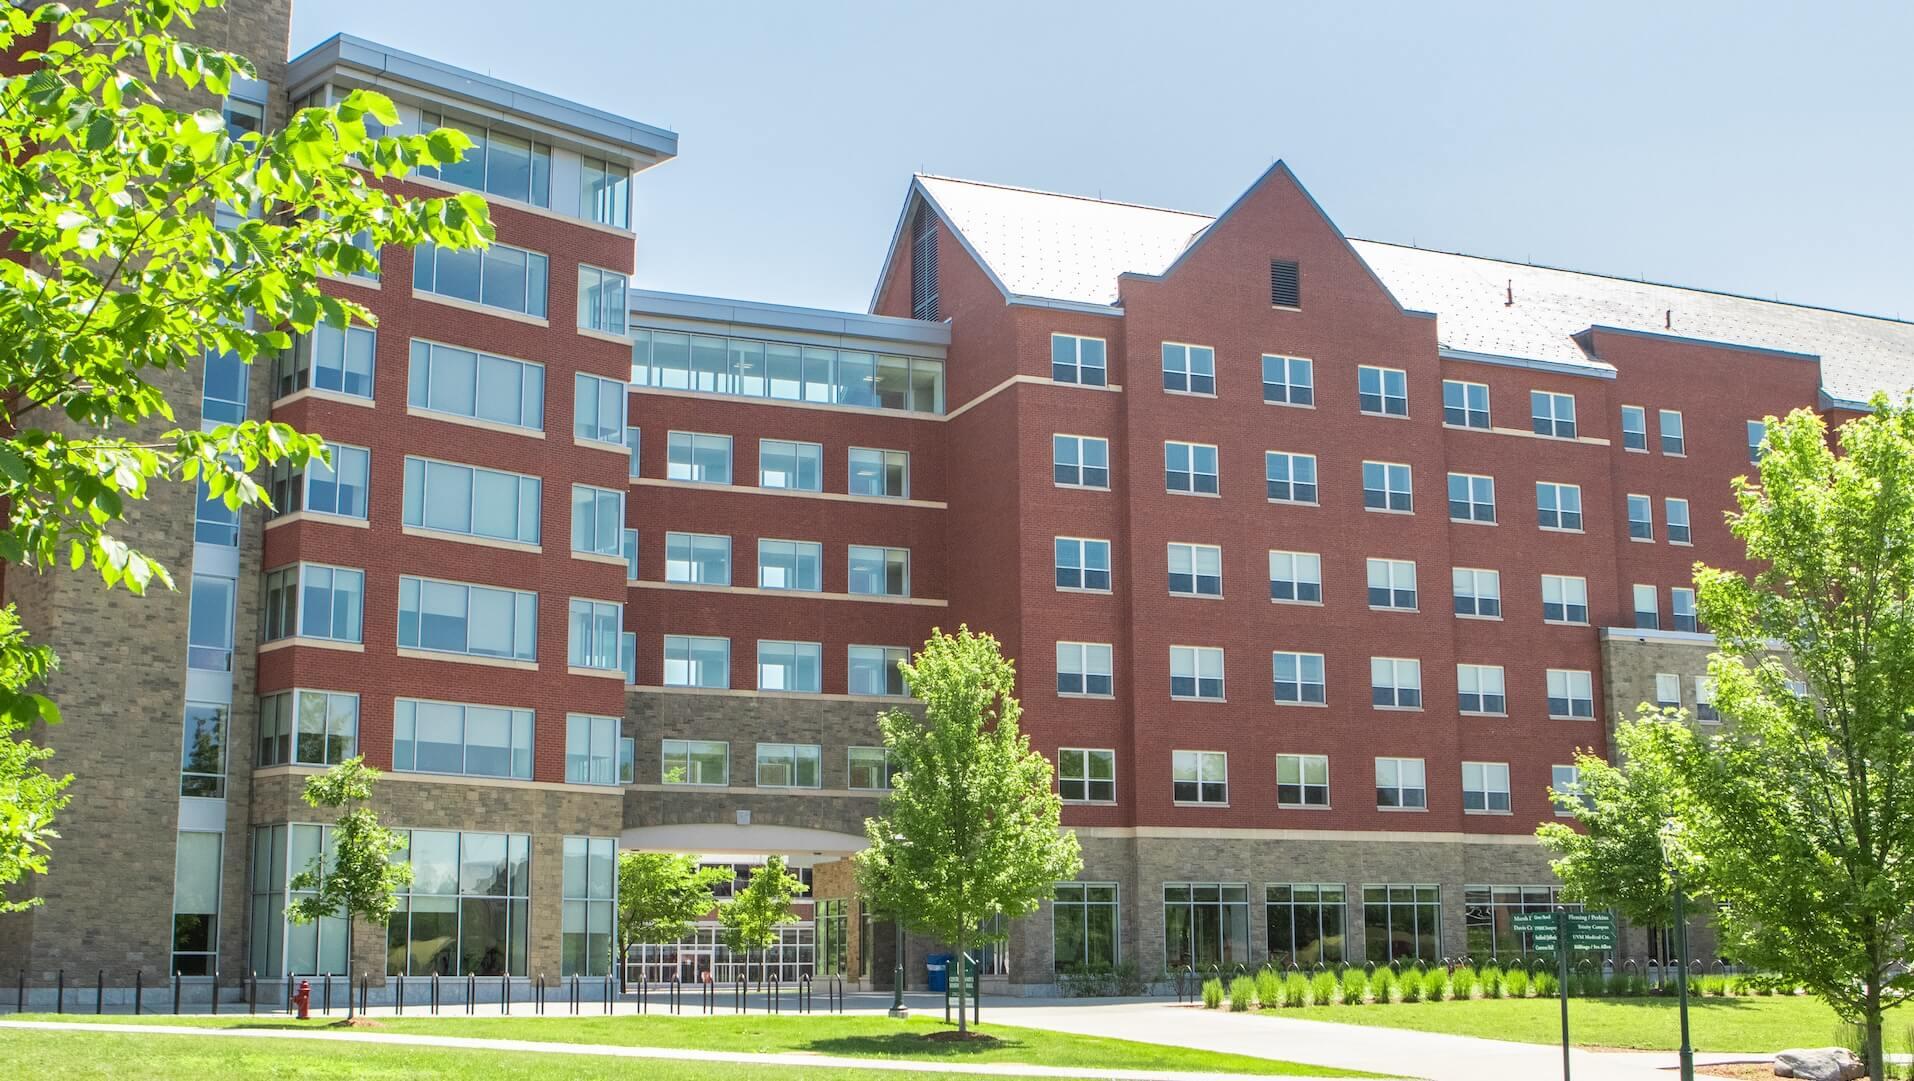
xmin=135 ymin=970 xmax=143 ymax=1016
xmin=13 ymin=969 xmax=21 ymax=1015
xmin=1556 ymin=909 xmax=1571 ymax=1081
xmin=56 ymin=969 xmax=64 ymax=1014
xmin=248 ymin=973 xmax=256 ymax=1016
xmin=173 ymin=971 xmax=180 ymax=1015
xmin=210 ymin=967 xmax=218 ymax=1015
xmin=888 ymin=921 xmax=908 ymax=1018
xmin=396 ymin=973 xmax=404 ymax=1015
xmin=97 ymin=970 xmax=105 ymax=1015
xmin=1673 ymin=874 xmax=1695 ymax=1081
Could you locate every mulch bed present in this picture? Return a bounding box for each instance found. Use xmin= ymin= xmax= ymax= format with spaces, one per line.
xmin=921 ymin=1030 xmax=1001 ymax=1044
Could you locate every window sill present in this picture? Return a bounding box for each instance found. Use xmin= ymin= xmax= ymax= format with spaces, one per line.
xmin=1669 ymin=539 xmax=1694 ymax=548
xmin=1062 ymin=800 xmax=1118 ymax=807
xmin=1163 ymin=389 xmax=1217 ymax=400
xmin=1449 ymin=518 xmax=1497 ymax=527
xmin=1442 ymin=422 xmax=1494 ymax=434
xmin=1170 ymin=592 xmax=1226 ymax=601
xmin=410 ymin=288 xmax=550 ymax=327
xmin=755 ymin=783 xmax=826 ymax=791
xmin=1538 ymin=526 xmax=1587 ymax=535
xmin=1167 ymin=490 xmax=1222 ymax=499
xmin=1454 ymin=613 xmax=1504 ymax=621
xmin=1629 ymin=536 xmax=1656 ymax=544
xmin=1460 ymin=711 xmax=1509 ymax=719
xmin=1278 ymin=803 xmax=1332 ymax=811
xmin=1275 ymin=699 xmax=1328 ymax=708
xmin=265 ymin=511 xmax=370 ymax=530
xmin=1054 ymin=483 xmax=1111 ymax=493
xmin=1057 ymin=693 xmax=1117 ymax=701
xmin=1271 ymin=597 xmax=1324 ymax=607
xmin=1056 ymin=586 xmax=1114 ymax=596
xmin=401 ymin=525 xmax=541 ymax=555
xmin=1623 ymin=446 xmax=1650 ymax=454
xmin=258 ymin=636 xmax=364 ymax=654
xmin=1549 ymin=714 xmax=1598 ymax=722
xmin=1377 ymin=805 xmax=1428 ymax=813
xmin=405 ymin=405 xmax=546 ymax=439
xmin=1543 ymin=620 xmax=1592 ymax=628
xmin=573 ymin=551 xmax=630 ymax=567
xmin=1173 ymin=801 xmax=1231 ymax=808
xmin=574 ymin=436 xmax=630 ymax=456
xmin=1464 ymin=808 xmax=1514 ymax=816
xmin=1364 ymin=507 xmax=1415 ymax=516
xmin=1359 ymin=410 xmax=1411 ymax=421
xmin=1663 ymin=452 xmax=1688 ymax=459
xmin=272 ymin=388 xmax=376 ymax=411
xmin=1170 ymin=696 xmax=1226 ymax=704
xmin=1368 ymin=606 xmax=1420 ymax=614
xmin=1267 ymin=499 xmax=1321 ymax=508
xmin=568 ymin=666 xmax=626 ymax=680
xmin=576 ymin=326 xmax=631 ymax=346
xmin=396 ymin=647 xmax=539 ymax=671
xmin=1262 ymin=400 xmax=1316 ymax=411
xmin=1372 ymin=705 xmax=1424 ymax=712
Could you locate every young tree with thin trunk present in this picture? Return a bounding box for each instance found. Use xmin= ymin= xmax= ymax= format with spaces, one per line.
xmin=286 ymin=757 xmax=411 ymax=1021
xmin=717 ymin=855 xmax=806 ymax=989
xmin=856 ymin=627 xmax=1082 ymax=1036
xmin=615 ymin=851 xmax=728 ymax=988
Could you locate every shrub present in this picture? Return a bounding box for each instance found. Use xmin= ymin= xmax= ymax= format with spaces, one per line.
xmin=1533 ymin=970 xmax=1558 ymax=997
xmin=1284 ymin=971 xmax=1309 ymax=1008
xmin=1201 ymin=978 xmax=1224 ymax=1009
xmin=1604 ymin=971 xmax=1626 ymax=997
xmin=1229 ymin=976 xmax=1255 ymax=1012
xmin=1451 ymin=965 xmax=1477 ymax=1000
xmin=1341 ymin=967 xmax=1367 ymax=1005
xmin=1481 ymin=964 xmax=1505 ymax=999
xmin=1255 ymin=968 xmax=1281 ymax=1009
xmin=1310 ymin=970 xmax=1338 ymax=1006
xmin=1399 ymin=968 xmax=1423 ymax=1003
xmin=1627 ymin=970 xmax=1649 ymax=996
xmin=1113 ymin=961 xmax=1149 ymax=997
xmin=1370 ymin=967 xmax=1398 ymax=1005
xmin=1421 ymin=966 xmax=1448 ymax=1002
xmin=1505 ymin=967 xmax=1530 ymax=998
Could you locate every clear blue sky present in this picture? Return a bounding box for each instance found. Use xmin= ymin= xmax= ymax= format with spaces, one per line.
xmin=292 ymin=1 xmax=1914 ymax=320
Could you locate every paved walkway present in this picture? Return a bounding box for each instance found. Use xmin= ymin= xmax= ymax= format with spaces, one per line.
xmin=984 ymin=1001 xmax=1768 ymax=1081
xmin=0 ymin=1018 xmax=1371 ymax=1081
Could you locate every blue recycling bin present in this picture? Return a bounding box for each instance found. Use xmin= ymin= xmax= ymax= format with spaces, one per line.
xmin=926 ymin=953 xmax=952 ymax=992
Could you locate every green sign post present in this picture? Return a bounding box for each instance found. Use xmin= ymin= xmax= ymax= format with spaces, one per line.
xmin=1512 ymin=910 xmax=1616 ymax=1081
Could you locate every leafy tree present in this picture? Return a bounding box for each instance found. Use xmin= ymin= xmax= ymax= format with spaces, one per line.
xmin=0 ymin=0 xmax=488 ymax=909
xmin=856 ymin=626 xmax=1082 ymax=1034
xmin=615 ymin=851 xmax=727 ymax=988
xmin=1549 ymin=398 xmax=1914 ymax=1072
xmin=717 ymin=855 xmax=806 ymax=988
xmin=1538 ymin=716 xmax=1693 ymax=933
xmin=286 ymin=757 xmax=411 ymax=1020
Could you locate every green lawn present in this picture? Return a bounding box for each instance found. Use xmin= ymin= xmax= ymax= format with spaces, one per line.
xmin=5 ymin=1014 xmax=1376 ymax=1077
xmin=1281 ymin=995 xmax=1883 ymax=1051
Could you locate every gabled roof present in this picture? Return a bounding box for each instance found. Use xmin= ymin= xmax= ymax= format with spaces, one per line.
xmin=892 ymin=171 xmax=1914 ymax=405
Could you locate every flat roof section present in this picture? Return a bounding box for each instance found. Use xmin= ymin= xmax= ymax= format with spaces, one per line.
xmin=629 ymin=288 xmax=950 ymax=358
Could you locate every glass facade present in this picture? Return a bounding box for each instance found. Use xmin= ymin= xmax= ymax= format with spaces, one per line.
xmin=632 ymin=328 xmax=943 ymax=415
xmin=386 ymin=830 xmax=532 ymax=976
xmin=1053 ymin=883 xmax=1120 ymax=972
xmin=1163 ymin=883 xmax=1250 ymax=970
xmin=1362 ymin=884 xmax=1441 ymax=964
xmin=561 ymin=837 xmax=617 ymax=976
xmin=1266 ymin=884 xmax=1346 ymax=966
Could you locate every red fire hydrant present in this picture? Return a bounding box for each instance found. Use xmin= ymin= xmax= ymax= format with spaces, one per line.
xmin=294 ymin=979 xmax=311 ymax=1020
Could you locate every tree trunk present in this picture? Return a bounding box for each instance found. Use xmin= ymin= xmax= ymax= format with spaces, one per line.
xmin=1865 ymin=976 xmax=1884 ymax=1079
xmin=955 ymin=931 xmax=967 ymax=1035
xmin=345 ymin=913 xmax=355 ymax=1021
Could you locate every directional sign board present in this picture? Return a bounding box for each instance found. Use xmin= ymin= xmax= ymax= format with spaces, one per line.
xmin=1510 ymin=911 xmax=1616 ymax=951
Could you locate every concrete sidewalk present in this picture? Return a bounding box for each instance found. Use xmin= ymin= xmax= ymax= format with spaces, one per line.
xmin=987 ymin=1001 xmax=1767 ymax=1081
xmin=0 ymin=1018 xmax=1382 ymax=1081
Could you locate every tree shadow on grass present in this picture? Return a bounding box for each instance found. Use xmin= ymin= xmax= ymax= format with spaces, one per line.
xmin=1571 ymin=996 xmax=1764 ymax=1011
xmin=803 ymin=1032 xmax=1017 ymax=1058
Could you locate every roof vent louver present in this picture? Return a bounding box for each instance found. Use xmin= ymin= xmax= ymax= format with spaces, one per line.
xmin=1270 ymin=260 xmax=1300 ymax=308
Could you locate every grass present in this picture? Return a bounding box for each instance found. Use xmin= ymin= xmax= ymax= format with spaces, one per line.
xmin=1280 ymin=994 xmax=1892 ymax=1052
xmin=5 ymin=1013 xmax=1378 ymax=1076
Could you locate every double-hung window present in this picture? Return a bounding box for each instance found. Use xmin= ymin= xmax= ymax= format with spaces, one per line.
xmin=1262 ymin=355 xmax=1313 ymax=405
xmin=1620 ymin=405 xmax=1648 ymax=450
xmin=1362 ymin=461 xmax=1413 ymax=512
xmin=1655 ymin=673 xmax=1682 ymax=710
xmin=576 ymin=265 xmax=627 ymax=334
xmin=1269 ymin=550 xmax=1323 ymax=603
xmin=568 ymin=598 xmax=623 ymax=671
xmin=407 ymin=341 xmax=544 ymax=432
xmin=277 ymin=322 xmax=375 ymax=400
xmin=1366 ymin=558 xmax=1417 ymax=610
xmin=1370 ymin=657 xmax=1422 ymax=709
xmin=1172 ymin=750 xmax=1227 ymax=804
xmin=757 ymin=640 xmax=822 ymax=693
xmin=573 ymin=374 xmax=626 ymax=446
xmin=1456 ymin=664 xmax=1506 ymax=714
xmin=1541 ymin=575 xmax=1589 ymax=624
xmin=1530 ymin=391 xmax=1576 ymax=438
xmin=666 ymin=431 xmax=732 ymax=484
xmin=1272 ymin=651 xmax=1326 ymax=704
xmin=1051 ymin=334 xmax=1107 ymax=386
xmin=1054 ymin=434 xmax=1110 ymax=488
xmin=848 ymin=645 xmax=909 ymax=696
xmin=201 ymin=347 xmax=247 ymax=425
xmin=1168 ymin=543 xmax=1222 ymax=597
xmin=1627 ymin=494 xmax=1654 ymax=541
xmin=1551 ymin=765 xmax=1589 ymax=815
xmin=1447 ymin=473 xmax=1496 ymax=523
xmin=1462 ymin=761 xmax=1511 ymax=813
xmin=1633 ymin=584 xmax=1660 ymax=629
xmin=413 ymin=239 xmax=548 ymax=319
xmin=1453 ymin=567 xmax=1501 ymax=618
xmin=397 ymin=576 xmax=538 ymax=662
xmin=1265 ymin=451 xmax=1318 ymax=503
xmin=757 ymin=539 xmax=821 ymax=591
xmin=666 ymin=533 xmax=732 ymax=586
xmin=1057 ymin=642 xmax=1114 ymax=697
xmin=1375 ymin=757 xmax=1426 ymax=809
xmin=848 ymin=545 xmax=910 ymax=597
xmin=565 ymin=714 xmax=620 ymax=786
xmin=1747 ymin=420 xmax=1767 ymax=463
xmin=1055 ymin=537 xmax=1112 ymax=592
xmin=661 ymin=739 xmax=729 ymax=785
xmin=1666 ymin=498 xmax=1692 ymax=544
xmin=1165 ymin=441 xmax=1219 ymax=495
xmin=1358 ymin=366 xmax=1407 ymax=416
xmin=1170 ymin=646 xmax=1225 ymax=700
xmin=1058 ymin=749 xmax=1116 ymax=803
xmin=570 ymin=485 xmax=623 ymax=557
xmin=756 ymin=743 xmax=822 ymax=788
xmin=663 ymin=635 xmax=729 ymax=689
xmin=262 ymin=563 xmax=364 ymax=644
xmin=759 ymin=439 xmax=822 ymax=491
xmin=1695 ymin=677 xmax=1720 ymax=723
xmin=1443 ymin=380 xmax=1490 ymax=428
xmin=187 ymin=574 xmax=236 ymax=671
xmin=179 ymin=702 xmax=228 ymax=796
xmin=1536 ymin=481 xmax=1582 ymax=530
xmin=393 ymin=698 xmax=533 ymax=780
xmin=1671 ymin=588 xmax=1698 ymax=633
xmin=1546 ymin=669 xmax=1595 ymax=719
xmin=1277 ymin=754 xmax=1330 ymax=808
xmin=848 ymin=448 xmax=909 ymax=498
xmin=403 ymin=457 xmax=541 ymax=545
xmin=269 ymin=445 xmax=369 ymax=521
xmin=1659 ymin=409 xmax=1686 ymax=455
xmin=1162 ymin=343 xmax=1215 ymax=394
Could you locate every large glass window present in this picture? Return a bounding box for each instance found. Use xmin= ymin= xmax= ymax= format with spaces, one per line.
xmin=580 ymin=156 xmax=630 ymax=229
xmin=663 ymin=635 xmax=729 ymax=689
xmin=568 ymin=598 xmax=623 ymax=671
xmin=666 ymin=431 xmax=732 ymax=484
xmin=661 ymin=739 xmax=729 ymax=785
xmin=417 ymin=112 xmax=551 ymax=205
xmin=667 ymin=532 xmax=732 ymax=585
xmin=1162 ymin=343 xmax=1215 ymax=394
xmin=195 ymin=476 xmax=241 ymax=547
xmin=403 ymin=457 xmax=541 ymax=545
xmin=756 ymin=742 xmax=822 ymax=788
xmin=1267 ymin=884 xmax=1346 ymax=966
xmin=407 ymin=340 xmax=544 ymax=432
xmin=574 ymin=373 xmax=626 ymax=445
xmin=187 ymin=573 xmax=236 ymax=671
xmin=562 ymin=837 xmax=617 ymax=977
xmin=1464 ymin=885 xmax=1582 ymax=960
xmin=171 ymin=831 xmax=223 ymax=976
xmin=571 ymin=485 xmax=624 ymax=557
xmin=1164 ymin=441 xmax=1219 ymax=494
xmin=633 ymin=328 xmax=944 ymax=414
xmin=1666 ymin=498 xmax=1692 ymax=544
xmin=1366 ymin=558 xmax=1418 ymax=610
xmin=1264 ymin=451 xmax=1317 ymax=504
xmin=1262 ymin=355 xmax=1313 ymax=406
xmin=413 ymin=240 xmax=547 ymax=318
xmin=1457 ymin=664 xmax=1507 ymax=714
xmin=1659 ymin=409 xmax=1686 ymax=455
xmin=249 ymin=824 xmax=348 ymax=978
xmin=577 ymin=265 xmax=627 ymax=334
xmin=1053 ymin=883 xmax=1120 ymax=973
xmin=179 ymin=702 xmax=228 ymax=797
xmin=848 ymin=746 xmax=896 ymax=790
xmin=1620 ymin=405 xmax=1648 ymax=450
xmin=260 ymin=563 xmax=364 ymax=644
xmin=757 ymin=539 xmax=821 ymax=591
xmin=848 ymin=645 xmax=908 ymax=696
xmin=1054 ymin=434 xmax=1110 ymax=489
xmin=1056 ymin=641 xmax=1113 ymax=696
xmin=1628 ymin=493 xmax=1654 ymax=541
xmin=1369 ymin=657 xmax=1423 ymax=709
xmin=1057 ymin=748 xmax=1116 ymax=803
xmin=1051 ymin=334 xmax=1107 ymax=387
xmin=257 ymin=689 xmax=359 ymax=767
xmin=1172 ymin=750 xmax=1227 ymax=803
xmin=1362 ymin=885 xmax=1441 ymax=964
xmin=849 ymin=448 xmax=909 ymax=499
xmin=268 ymin=444 xmax=369 ymax=520
xmin=757 ymin=640 xmax=822 ymax=693
xmin=760 ymin=440 xmax=822 ymax=491
xmin=386 ymin=830 xmax=532 ymax=976
xmin=397 ymin=576 xmax=538 ymax=662
xmin=276 ymin=322 xmax=375 ymax=400
xmin=1163 ymin=883 xmax=1250 ymax=970
xmin=1672 ymin=587 xmax=1699 ymax=633
xmin=566 ymin=714 xmax=619 ymax=786
xmin=201 ymin=347 xmax=248 ymax=425
xmin=1547 ymin=669 xmax=1595 ymax=719
xmin=848 ymin=545 xmax=909 ymax=597
xmin=393 ymin=698 xmax=533 ymax=780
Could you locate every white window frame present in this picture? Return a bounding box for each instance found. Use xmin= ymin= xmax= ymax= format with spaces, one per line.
xmin=1620 ymin=404 xmax=1648 ymax=451
xmin=1164 ymin=441 xmax=1219 ymax=496
xmin=848 ymin=447 xmax=909 ymax=499
xmin=1365 ymin=558 xmax=1418 ymax=611
xmin=1357 ymin=365 xmax=1408 ymax=417
xmin=661 ymin=738 xmax=730 ymax=786
xmin=1452 ymin=567 xmax=1502 ymax=619
xmin=392 ymin=697 xmax=535 ymax=781
xmin=1261 ymin=354 xmax=1314 ymax=407
xmin=1530 ymin=390 xmax=1577 ymax=439
xmin=1658 ymin=409 xmax=1686 ymax=455
xmin=577 ymin=264 xmax=627 ymax=334
xmin=848 ymin=645 xmax=910 ymax=697
xmin=408 ymin=340 xmax=543 ymax=434
xmin=1265 ymin=451 xmax=1319 ymax=505
xmin=565 ymin=714 xmax=620 ymax=786
xmin=1447 ymin=472 xmax=1496 ymax=524
xmin=1051 ymin=333 xmax=1108 ymax=387
xmin=1656 ymin=673 xmax=1682 ymax=709
xmin=1370 ymin=657 xmax=1423 ymax=710
xmin=1268 ymin=549 xmax=1323 ymax=605
xmin=662 ymin=634 xmax=730 ymax=689
xmin=1161 ymin=342 xmax=1216 ymax=396
xmin=1375 ymin=757 xmax=1427 ymax=810
xmin=1456 ymin=664 xmax=1506 ymax=715
xmin=1054 ymin=536 xmax=1112 ymax=593
xmin=757 ymin=538 xmax=821 ymax=592
xmin=1672 ymin=587 xmax=1698 ymax=633
xmin=570 ymin=484 xmax=624 ymax=557
xmin=1167 ymin=542 xmax=1223 ymax=598
xmin=756 ymin=640 xmax=823 ymax=694
xmin=1056 ymin=641 xmax=1114 ymax=698
xmin=1271 ymin=651 xmax=1326 ymax=705
xmin=1546 ymin=669 xmax=1595 ymax=720
xmin=1536 ymin=481 xmax=1583 ymax=531
xmin=665 ymin=532 xmax=733 ymax=587
xmin=755 ymin=742 xmax=823 ymax=788
xmin=1541 ymin=574 xmax=1589 ymax=625
xmin=1171 ymin=749 xmax=1228 ymax=805
xmin=1666 ymin=497 xmax=1692 ymax=545
xmin=1442 ymin=379 xmax=1490 ymax=429
xmin=1277 ymin=753 xmax=1331 ymax=809
xmin=402 ymin=455 xmax=542 ymax=546
xmin=396 ymin=575 xmax=537 ymax=662
xmin=847 ymin=545 xmax=910 ymax=598
xmin=1633 ymin=584 xmax=1660 ymax=630
xmin=1461 ymin=761 xmax=1512 ymax=814
xmin=1057 ymin=747 xmax=1117 ymax=804
xmin=666 ymin=430 xmax=733 ymax=485
xmin=1053 ymin=434 xmax=1110 ymax=490
xmin=1170 ymin=645 xmax=1225 ymax=702
xmin=573 ymin=373 xmax=627 ymax=445
xmin=759 ymin=439 xmax=823 ymax=492
xmin=1627 ymin=493 xmax=1654 ymax=541
xmin=568 ymin=597 xmax=623 ymax=671
xmin=1362 ymin=460 xmax=1413 ymax=513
